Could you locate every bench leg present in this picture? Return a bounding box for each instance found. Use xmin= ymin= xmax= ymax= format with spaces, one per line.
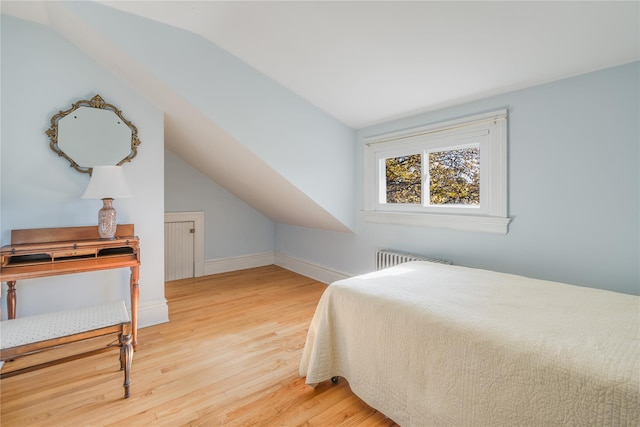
xmin=119 ymin=332 xmax=133 ymax=398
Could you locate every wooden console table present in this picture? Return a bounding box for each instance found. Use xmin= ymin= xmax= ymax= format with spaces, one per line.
xmin=0 ymin=224 xmax=140 ymax=349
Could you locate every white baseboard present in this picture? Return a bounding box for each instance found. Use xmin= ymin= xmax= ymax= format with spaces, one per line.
xmin=202 ymin=251 xmax=349 ymax=284
xmin=137 ymin=298 xmax=169 ymax=328
xmin=204 ymin=252 xmax=275 ymax=276
xmin=274 ymin=253 xmax=350 ymax=284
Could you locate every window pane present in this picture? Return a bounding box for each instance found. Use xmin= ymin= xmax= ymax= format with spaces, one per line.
xmin=429 ymin=147 xmax=479 ymax=205
xmin=385 ymin=154 xmax=421 ymax=204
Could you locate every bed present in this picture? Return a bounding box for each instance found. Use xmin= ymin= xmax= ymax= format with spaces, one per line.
xmin=299 ymin=261 xmax=640 ymax=426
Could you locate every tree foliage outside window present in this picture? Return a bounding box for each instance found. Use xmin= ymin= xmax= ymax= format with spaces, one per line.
xmin=384 ymin=148 xmax=479 ymax=205
xmin=429 ymin=147 xmax=479 ymax=205
xmin=385 ymin=154 xmax=421 ymax=204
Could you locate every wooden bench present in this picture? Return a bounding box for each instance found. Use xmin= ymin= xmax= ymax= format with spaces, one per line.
xmin=0 ymin=300 xmax=133 ymax=398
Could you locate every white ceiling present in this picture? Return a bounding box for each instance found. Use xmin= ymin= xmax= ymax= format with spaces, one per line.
xmin=3 ymin=1 xmax=639 ymax=128
xmin=94 ymin=1 xmax=640 ymax=128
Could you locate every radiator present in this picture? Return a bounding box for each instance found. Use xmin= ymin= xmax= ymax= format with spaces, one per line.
xmin=376 ymin=249 xmax=452 ymax=270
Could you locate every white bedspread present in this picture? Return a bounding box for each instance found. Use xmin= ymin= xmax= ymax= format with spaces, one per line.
xmin=299 ymin=262 xmax=640 ymax=426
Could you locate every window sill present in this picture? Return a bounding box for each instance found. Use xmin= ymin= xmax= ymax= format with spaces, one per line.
xmin=362 ymin=211 xmax=511 ymax=234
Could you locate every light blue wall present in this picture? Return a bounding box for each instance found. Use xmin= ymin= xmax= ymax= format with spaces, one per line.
xmin=0 ymin=15 xmax=168 ymax=324
xmin=277 ymin=62 xmax=640 ymax=295
xmin=64 ymin=1 xmax=356 ymax=231
xmin=4 ymin=8 xmax=636 ymax=302
xmin=165 ymin=149 xmax=275 ymax=260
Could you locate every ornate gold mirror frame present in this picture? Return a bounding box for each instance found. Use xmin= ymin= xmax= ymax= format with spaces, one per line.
xmin=46 ymin=94 xmax=141 ymax=174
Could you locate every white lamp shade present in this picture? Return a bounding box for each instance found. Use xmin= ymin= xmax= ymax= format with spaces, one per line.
xmin=82 ymin=165 xmax=133 ymax=199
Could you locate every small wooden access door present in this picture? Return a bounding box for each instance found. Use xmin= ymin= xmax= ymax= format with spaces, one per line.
xmin=164 ymin=221 xmax=194 ymax=281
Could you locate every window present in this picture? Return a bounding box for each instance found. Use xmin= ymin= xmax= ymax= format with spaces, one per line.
xmin=363 ymin=110 xmax=510 ymax=234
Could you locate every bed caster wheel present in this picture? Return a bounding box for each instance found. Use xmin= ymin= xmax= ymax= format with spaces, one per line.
xmin=331 ymin=376 xmax=339 ymax=384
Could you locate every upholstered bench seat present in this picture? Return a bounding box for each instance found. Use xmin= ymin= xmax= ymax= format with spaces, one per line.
xmin=0 ymin=301 xmax=133 ymax=398
xmin=1 ymin=301 xmax=130 ymax=348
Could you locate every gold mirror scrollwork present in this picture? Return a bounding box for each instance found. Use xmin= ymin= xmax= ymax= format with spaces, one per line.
xmin=46 ymin=94 xmax=141 ymax=174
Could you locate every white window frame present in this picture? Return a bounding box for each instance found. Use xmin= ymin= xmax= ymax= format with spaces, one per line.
xmin=363 ymin=109 xmax=511 ymax=234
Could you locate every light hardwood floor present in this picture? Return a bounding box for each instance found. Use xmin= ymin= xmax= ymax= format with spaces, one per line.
xmin=1 ymin=265 xmax=399 ymax=426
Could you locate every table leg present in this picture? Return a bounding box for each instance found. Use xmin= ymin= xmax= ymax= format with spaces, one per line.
xmin=130 ymin=266 xmax=139 ymax=350
xmin=120 ymin=330 xmax=133 ymax=399
xmin=7 ymin=281 xmax=16 ymax=319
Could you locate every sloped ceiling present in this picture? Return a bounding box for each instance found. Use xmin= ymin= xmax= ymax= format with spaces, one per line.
xmin=2 ymin=1 xmax=639 ymax=232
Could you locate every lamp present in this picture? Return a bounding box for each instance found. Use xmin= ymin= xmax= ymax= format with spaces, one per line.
xmin=82 ymin=165 xmax=132 ymax=239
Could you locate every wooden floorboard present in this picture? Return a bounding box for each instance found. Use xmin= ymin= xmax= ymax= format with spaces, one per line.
xmin=1 ymin=265 xmax=399 ymax=426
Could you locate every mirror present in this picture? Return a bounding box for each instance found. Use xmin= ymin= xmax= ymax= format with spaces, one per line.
xmin=46 ymin=94 xmax=141 ymax=174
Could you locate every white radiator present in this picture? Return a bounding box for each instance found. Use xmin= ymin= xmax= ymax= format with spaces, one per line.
xmin=376 ymin=249 xmax=452 ymax=270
